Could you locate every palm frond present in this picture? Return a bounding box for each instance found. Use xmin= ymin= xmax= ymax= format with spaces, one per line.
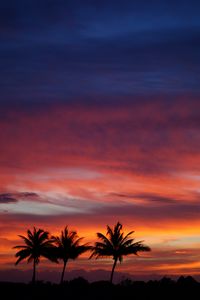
xmin=122 ymin=241 xmax=151 ymax=255
xmin=18 ymin=235 xmax=33 ymax=247
xmin=120 ymin=231 xmax=135 ymax=244
xmin=96 ymin=233 xmax=113 ymax=248
xmin=120 ymin=238 xmax=135 ymax=247
xmin=15 ymin=249 xmax=31 ymax=265
xmin=13 ymin=245 xmax=29 ymax=249
xmin=14 ymin=227 xmax=57 ymax=266
xmin=52 ymin=226 xmax=90 ymax=262
xmin=91 ymin=222 xmax=151 ymax=264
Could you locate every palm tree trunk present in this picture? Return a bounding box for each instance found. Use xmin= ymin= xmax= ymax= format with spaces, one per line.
xmin=60 ymin=260 xmax=67 ymax=284
xmin=110 ymin=258 xmax=117 ymax=284
xmin=32 ymin=259 xmax=36 ymax=284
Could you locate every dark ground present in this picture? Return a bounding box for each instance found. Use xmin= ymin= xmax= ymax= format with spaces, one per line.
xmin=1 ymin=276 xmax=198 ymax=300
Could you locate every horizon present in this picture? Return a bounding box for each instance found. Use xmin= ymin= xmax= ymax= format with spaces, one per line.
xmin=1 ymin=0 xmax=200 ymax=282
xmin=0 ymin=267 xmax=200 ymax=284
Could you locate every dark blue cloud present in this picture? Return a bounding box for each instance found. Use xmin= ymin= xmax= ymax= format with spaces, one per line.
xmin=0 ymin=0 xmax=200 ymax=107
xmin=0 ymin=192 xmax=39 ymax=204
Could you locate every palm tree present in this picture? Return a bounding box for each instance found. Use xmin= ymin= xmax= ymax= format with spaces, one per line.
xmin=13 ymin=227 xmax=57 ymax=283
xmin=90 ymin=222 xmax=151 ymax=283
xmin=52 ymin=226 xmax=90 ymax=284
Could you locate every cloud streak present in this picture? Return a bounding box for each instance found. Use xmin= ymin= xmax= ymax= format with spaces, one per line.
xmin=1 ymin=1 xmax=200 ymax=105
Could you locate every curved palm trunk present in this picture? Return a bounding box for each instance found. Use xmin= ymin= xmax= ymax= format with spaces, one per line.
xmin=60 ymin=260 xmax=68 ymax=284
xmin=32 ymin=259 xmax=36 ymax=284
xmin=110 ymin=258 xmax=117 ymax=284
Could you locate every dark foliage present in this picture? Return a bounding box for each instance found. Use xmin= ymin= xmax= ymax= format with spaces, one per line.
xmin=0 ymin=276 xmax=198 ymax=300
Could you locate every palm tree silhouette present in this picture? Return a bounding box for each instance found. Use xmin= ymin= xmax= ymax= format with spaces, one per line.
xmin=52 ymin=226 xmax=90 ymax=284
xmin=90 ymin=222 xmax=151 ymax=283
xmin=13 ymin=227 xmax=57 ymax=283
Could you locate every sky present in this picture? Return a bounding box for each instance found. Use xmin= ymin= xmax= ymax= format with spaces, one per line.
xmin=1 ymin=0 xmax=200 ymax=282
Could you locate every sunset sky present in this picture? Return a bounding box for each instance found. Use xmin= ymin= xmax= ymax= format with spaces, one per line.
xmin=1 ymin=0 xmax=200 ymax=282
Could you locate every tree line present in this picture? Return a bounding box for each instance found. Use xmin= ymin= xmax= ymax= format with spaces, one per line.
xmin=14 ymin=222 xmax=151 ymax=284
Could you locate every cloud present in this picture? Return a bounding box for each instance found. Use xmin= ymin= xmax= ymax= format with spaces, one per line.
xmin=1 ymin=195 xmax=200 ymax=225
xmin=0 ymin=194 xmax=18 ymax=204
xmin=93 ymin=201 xmax=200 ymax=224
xmin=0 ymin=188 xmax=103 ymax=216
xmin=109 ymin=192 xmax=176 ymax=205
xmin=0 ymin=192 xmax=38 ymax=204
xmin=1 ymin=99 xmax=200 ymax=177
xmin=1 ymin=1 xmax=200 ymax=107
